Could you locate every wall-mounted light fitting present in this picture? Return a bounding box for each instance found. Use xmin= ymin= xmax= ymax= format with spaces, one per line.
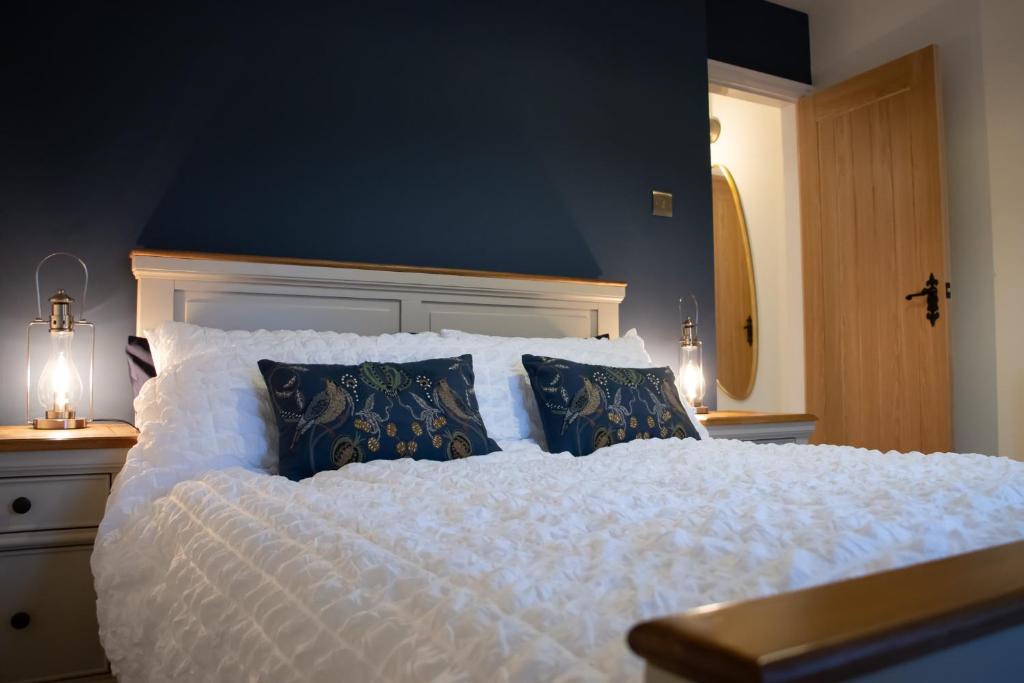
xmin=709 ymin=116 xmax=721 ymax=144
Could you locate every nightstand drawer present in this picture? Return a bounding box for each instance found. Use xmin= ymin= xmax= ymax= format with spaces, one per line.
xmin=1 ymin=475 xmax=109 ymax=533
xmin=0 ymin=545 xmax=108 ymax=682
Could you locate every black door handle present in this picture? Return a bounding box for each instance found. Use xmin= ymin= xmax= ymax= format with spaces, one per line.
xmin=905 ymin=273 xmax=940 ymax=327
xmin=743 ymin=315 xmax=753 ymax=347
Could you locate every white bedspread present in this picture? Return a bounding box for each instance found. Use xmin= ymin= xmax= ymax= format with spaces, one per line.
xmin=93 ymin=437 xmax=1024 ymax=683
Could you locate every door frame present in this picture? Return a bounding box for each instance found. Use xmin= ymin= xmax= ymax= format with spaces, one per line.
xmin=708 ymin=59 xmax=812 ymax=104
xmin=707 ymin=60 xmax=812 ymax=414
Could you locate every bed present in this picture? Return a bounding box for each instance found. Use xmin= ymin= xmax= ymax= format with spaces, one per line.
xmin=92 ymin=250 xmax=1024 ymax=682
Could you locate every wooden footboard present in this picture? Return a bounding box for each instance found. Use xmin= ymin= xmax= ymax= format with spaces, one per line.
xmin=628 ymin=540 xmax=1024 ymax=682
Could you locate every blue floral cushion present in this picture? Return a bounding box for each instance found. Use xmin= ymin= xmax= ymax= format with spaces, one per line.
xmin=259 ymin=355 xmax=500 ymax=480
xmin=521 ymin=354 xmax=701 ymax=456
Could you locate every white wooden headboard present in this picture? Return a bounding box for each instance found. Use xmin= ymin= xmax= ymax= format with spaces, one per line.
xmin=131 ymin=250 xmax=626 ymax=338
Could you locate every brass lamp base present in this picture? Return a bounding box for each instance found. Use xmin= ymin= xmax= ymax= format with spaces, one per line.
xmin=33 ymin=417 xmax=88 ymax=430
xmin=33 ymin=410 xmax=88 ymax=430
xmin=694 ymin=405 xmax=709 ymax=415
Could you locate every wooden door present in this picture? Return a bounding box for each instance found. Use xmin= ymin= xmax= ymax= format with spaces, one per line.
xmin=799 ymin=45 xmax=952 ymax=453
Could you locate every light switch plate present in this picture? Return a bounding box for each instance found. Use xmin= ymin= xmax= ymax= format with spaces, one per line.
xmin=652 ymin=190 xmax=673 ymax=217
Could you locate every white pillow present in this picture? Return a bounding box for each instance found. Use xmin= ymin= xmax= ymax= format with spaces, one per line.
xmin=133 ymin=350 xmax=272 ymax=470
xmin=146 ymin=321 xmax=444 ymax=374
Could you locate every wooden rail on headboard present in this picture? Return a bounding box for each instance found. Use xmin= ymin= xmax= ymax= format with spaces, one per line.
xmin=129 ymin=249 xmax=628 ymax=287
xmin=628 ymin=539 xmax=1024 ymax=682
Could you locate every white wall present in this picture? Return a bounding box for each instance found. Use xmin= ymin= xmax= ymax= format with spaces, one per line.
xmin=778 ymin=0 xmax=1023 ymax=458
xmin=709 ymin=93 xmax=805 ymax=413
xmin=979 ymin=0 xmax=1024 ymax=460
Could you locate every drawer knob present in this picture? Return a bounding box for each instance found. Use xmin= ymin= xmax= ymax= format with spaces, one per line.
xmin=10 ymin=612 xmax=30 ymax=630
xmin=11 ymin=497 xmax=32 ymax=515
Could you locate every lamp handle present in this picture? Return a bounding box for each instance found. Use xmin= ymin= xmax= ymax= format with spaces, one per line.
xmin=34 ymin=253 xmax=89 ymax=321
xmin=678 ymin=293 xmax=700 ymax=328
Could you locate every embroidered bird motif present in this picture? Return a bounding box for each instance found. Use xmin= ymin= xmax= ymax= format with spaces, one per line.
xmin=434 ymin=378 xmax=479 ymax=425
xmin=291 ymin=378 xmax=352 ymax=448
xmin=561 ymin=377 xmax=602 ymax=434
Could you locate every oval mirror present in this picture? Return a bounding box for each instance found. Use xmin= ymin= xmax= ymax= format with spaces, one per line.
xmin=711 ymin=164 xmax=757 ymax=399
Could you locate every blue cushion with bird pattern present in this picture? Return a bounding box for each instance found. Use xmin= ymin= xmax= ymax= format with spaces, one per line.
xmin=521 ymin=354 xmax=701 ymax=457
xmin=259 ymin=355 xmax=500 ymax=480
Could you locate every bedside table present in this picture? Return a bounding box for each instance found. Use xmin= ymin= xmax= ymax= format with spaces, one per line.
xmin=698 ymin=411 xmax=817 ymax=444
xmin=0 ymin=424 xmax=137 ymax=683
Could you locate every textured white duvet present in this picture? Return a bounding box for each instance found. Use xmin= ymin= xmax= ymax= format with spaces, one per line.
xmin=94 ymin=437 xmax=1024 ymax=682
xmin=93 ymin=324 xmax=1024 ymax=682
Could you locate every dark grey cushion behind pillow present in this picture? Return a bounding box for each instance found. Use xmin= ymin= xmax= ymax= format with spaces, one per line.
xmin=126 ymin=336 xmax=156 ymax=398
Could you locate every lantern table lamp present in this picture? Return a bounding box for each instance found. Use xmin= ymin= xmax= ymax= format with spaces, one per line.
xmin=677 ymin=296 xmax=707 ymax=414
xmin=26 ymin=253 xmax=94 ymax=429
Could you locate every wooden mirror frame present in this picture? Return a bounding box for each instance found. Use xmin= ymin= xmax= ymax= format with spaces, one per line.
xmin=712 ymin=164 xmax=758 ymax=400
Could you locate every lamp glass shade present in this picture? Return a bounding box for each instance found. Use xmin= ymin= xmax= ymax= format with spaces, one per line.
xmin=677 ymin=340 xmax=705 ymax=408
xmin=36 ymin=330 xmax=83 ymax=416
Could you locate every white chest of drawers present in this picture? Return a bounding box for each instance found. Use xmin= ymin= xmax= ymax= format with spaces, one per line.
xmin=0 ymin=424 xmax=136 ymax=683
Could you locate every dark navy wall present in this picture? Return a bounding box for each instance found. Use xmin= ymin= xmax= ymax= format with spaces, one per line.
xmin=707 ymin=0 xmax=811 ymax=83
xmin=0 ymin=1 xmax=715 ymax=425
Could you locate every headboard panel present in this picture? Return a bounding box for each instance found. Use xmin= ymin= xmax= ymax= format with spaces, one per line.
xmin=131 ymin=250 xmax=626 ymax=338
